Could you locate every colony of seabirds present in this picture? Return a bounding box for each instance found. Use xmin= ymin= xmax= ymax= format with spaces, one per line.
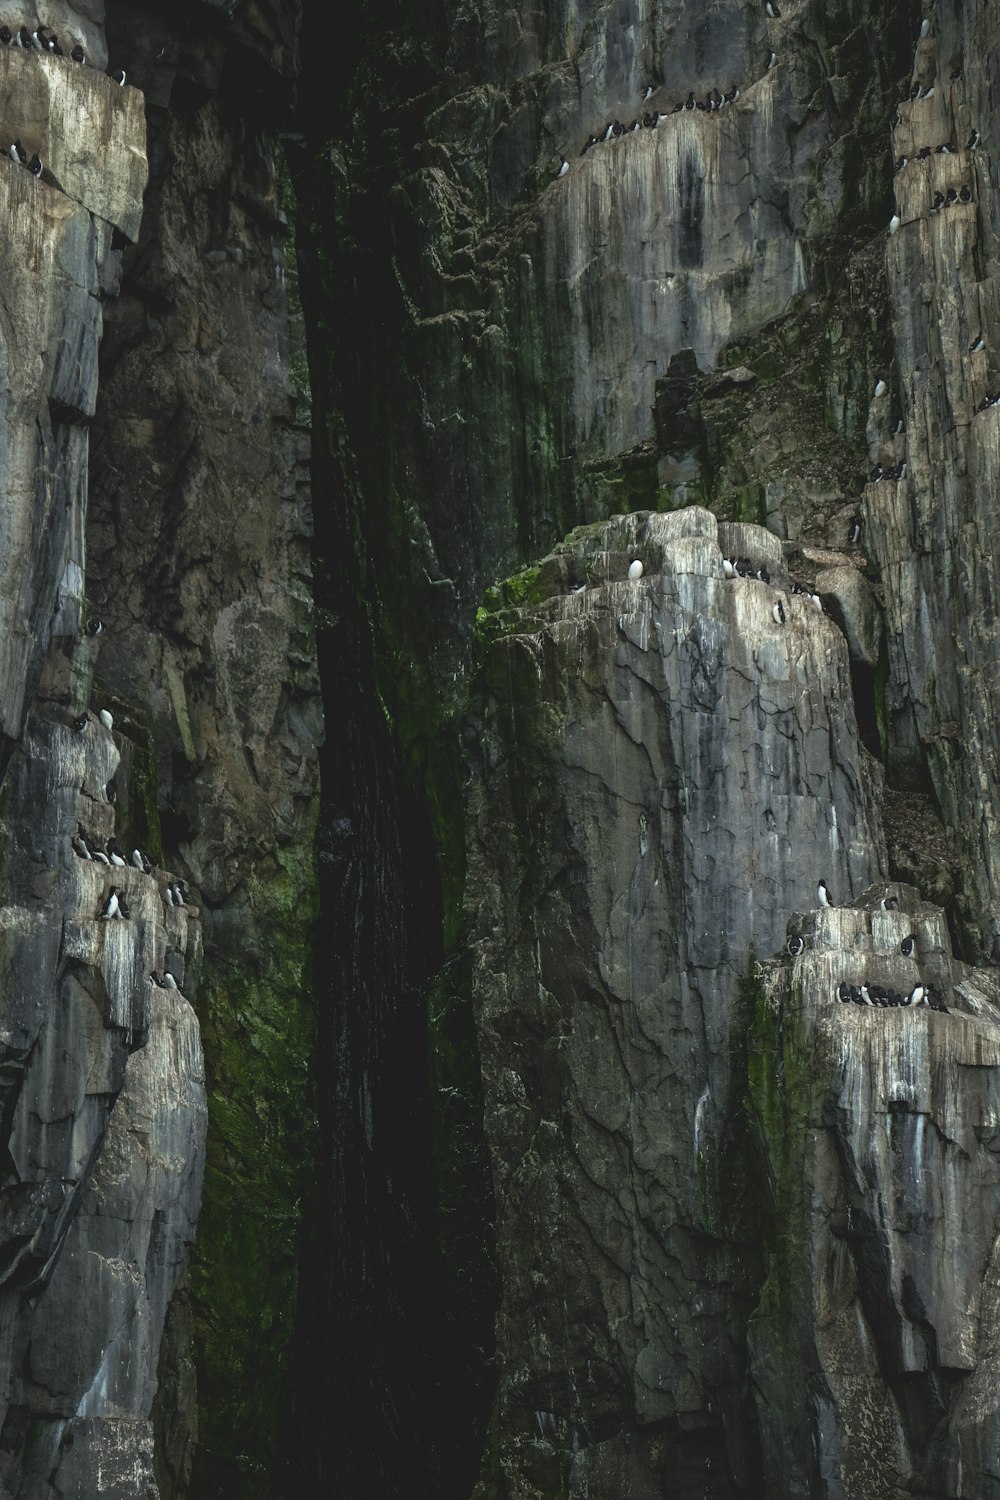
xmin=788 ymin=887 xmax=950 ymax=1012
xmin=67 ymin=662 xmax=188 ymax=993
xmin=0 ymin=22 xmax=126 ymax=182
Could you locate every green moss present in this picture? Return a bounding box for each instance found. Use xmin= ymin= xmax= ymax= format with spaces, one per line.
xmin=189 ymin=828 xmax=319 ymax=1500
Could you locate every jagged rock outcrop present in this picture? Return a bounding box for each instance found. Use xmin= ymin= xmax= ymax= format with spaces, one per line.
xmin=468 ymin=509 xmax=889 ymax=1493
xmin=0 ymin=1 xmax=315 ymax=1496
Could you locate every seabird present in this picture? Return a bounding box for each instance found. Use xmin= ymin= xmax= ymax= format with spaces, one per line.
xmin=836 ymin=982 xmax=852 ymax=1003
xmin=601 ymin=123 xmax=614 ymax=141
xmin=959 ymin=184 xmax=972 ymax=201
xmin=98 ymin=708 xmax=113 ymax=730
xmin=162 ymin=971 xmax=179 ymax=990
xmin=979 ymin=395 xmax=994 ymax=412
xmin=72 ymin=836 xmax=92 ymax=860
xmin=919 ymin=83 xmax=934 ymax=99
xmin=766 ymin=1 xmax=781 ymax=15
xmin=891 ymin=113 xmax=901 ymax=128
xmin=118 ymin=895 xmax=131 ymax=920
xmin=900 ymin=934 xmax=917 ymax=957
xmin=765 ymin=50 xmax=777 ymax=70
xmin=869 ymin=465 xmax=883 ymax=483
xmin=887 ymin=213 xmax=900 ymax=236
xmin=847 ymin=516 xmax=862 ymax=544
xmin=771 ymin=600 xmax=786 ymax=624
xmin=951 ymin=68 xmax=963 ymax=81
xmin=108 ymin=843 xmax=127 ymax=868
xmin=970 ymin=334 xmax=985 ymax=354
xmin=580 ymin=136 xmax=597 ymax=155
xmin=626 ymin=119 xmax=640 ymax=132
xmin=895 ymin=461 xmax=907 ymax=479
xmin=879 ymin=895 xmax=899 ymax=911
xmin=919 ymin=17 xmax=929 ymax=36
xmin=642 ymin=84 xmax=654 ymax=100
xmin=684 ymin=91 xmax=696 ymax=110
xmin=8 ymin=140 xmax=26 ymax=165
xmin=611 ymin=120 xmax=624 ymax=136
xmin=27 ymin=154 xmax=42 ymax=178
xmin=164 ymin=884 xmax=176 ymax=905
xmin=628 ymin=559 xmax=644 ymax=580
xmin=86 ymin=618 xmax=103 ymax=635
xmin=817 ymin=880 xmax=834 ymax=907
xmin=873 ymin=377 xmax=887 ymax=398
xmin=930 ymin=190 xmax=945 ymax=211
xmin=110 ymin=66 xmax=126 ymax=86
xmin=722 ymin=557 xmax=736 ymax=578
xmin=18 ymin=27 xmax=33 ymax=47
xmin=945 ymin=186 xmax=959 ymax=204
xmin=894 ymin=155 xmax=908 ymax=174
xmin=132 ymin=849 xmax=145 ymax=870
xmin=892 ymin=417 xmax=904 ymax=434
xmin=859 ymin=983 xmax=873 ymax=1006
xmin=0 ymin=26 xmax=11 ymax=45
xmin=787 ymin=935 xmax=804 ymax=957
xmin=172 ymin=882 xmax=186 ymax=905
xmin=756 ymin=566 xmax=771 ymax=583
xmin=726 ymin=86 xmax=739 ymax=103
xmin=93 ymin=848 xmax=111 ymax=865
xmin=916 ymin=146 xmax=933 ymax=160
xmin=967 ymin=130 xmax=980 ymax=150
xmin=100 ymin=888 xmax=120 ymax=920
xmin=908 ymin=983 xmax=927 ymax=1006
xmin=556 ymin=158 xmax=569 ymax=177
xmin=936 ymin=142 xmax=953 ymax=154
xmin=71 ymin=44 xmax=85 ymax=64
xmin=72 ymin=714 xmax=88 ymax=733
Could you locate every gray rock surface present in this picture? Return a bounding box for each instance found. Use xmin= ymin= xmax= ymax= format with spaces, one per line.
xmin=468 ymin=509 xmax=890 ymax=1494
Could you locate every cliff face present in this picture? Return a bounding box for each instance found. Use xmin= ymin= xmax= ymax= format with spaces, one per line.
xmin=0 ymin=2 xmax=315 ymax=1497
xmin=318 ymin=0 xmax=1000 ymax=1492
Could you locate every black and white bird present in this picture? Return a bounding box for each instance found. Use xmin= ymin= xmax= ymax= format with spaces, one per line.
xmin=71 ymin=44 xmax=85 ymax=64
xmin=556 ymin=158 xmax=569 ymax=178
xmin=108 ymin=841 xmax=127 ymax=868
xmin=836 ymin=982 xmax=852 ymax=1003
xmin=894 ymin=155 xmax=908 ymax=174
xmin=72 ymin=835 xmax=92 ymax=860
xmin=908 ymin=983 xmax=927 ymax=1006
xmin=951 ymin=67 xmax=963 ymax=81
xmin=847 ymin=516 xmax=862 ymax=544
xmin=970 ymin=334 xmax=985 ymax=354
xmin=171 ymin=882 xmax=185 ymax=906
xmin=888 ymin=212 xmax=900 ymax=236
xmin=93 ymin=847 xmax=111 ymax=866
xmin=131 ymin=849 xmax=146 ymax=870
xmin=936 ymin=142 xmax=954 ymax=154
xmin=931 ymin=190 xmax=945 ymax=211
xmin=787 ymin=935 xmax=804 ymax=957
xmin=726 ymin=86 xmax=740 ymax=103
xmin=600 ymin=122 xmax=614 ymax=141
xmin=18 ymin=26 xmax=34 ymax=47
xmin=900 ymin=933 xmax=917 ymax=957
xmin=72 ymin=714 xmax=88 ymax=733
xmin=642 ymin=83 xmax=654 ymax=99
xmin=110 ymin=66 xmax=126 ymax=85
xmin=771 ymin=600 xmax=786 ymax=625
xmin=100 ymin=887 xmax=121 ymax=920
xmin=8 ymin=140 xmax=26 ymax=165
xmin=162 ymin=971 xmax=179 ymax=990
xmin=879 ymin=895 xmax=899 ymax=911
xmin=959 ymin=185 xmax=972 ymax=202
xmin=919 ymin=17 xmax=930 ymax=36
xmin=873 ymin=376 xmax=887 ymax=398
xmin=766 ymin=1 xmax=781 ymax=15
xmin=919 ymin=83 xmax=935 ymax=99
xmin=99 ymin=708 xmax=113 ymax=731
xmin=967 ymin=130 xmax=981 ymax=151
xmin=945 ymin=186 xmax=959 ymax=204
xmin=581 ymin=135 xmax=598 ymax=155
xmin=764 ymin=50 xmax=777 ymax=70
xmin=86 ymin=618 xmax=103 ymax=635
xmin=817 ymin=880 xmax=835 ymax=907
xmin=27 ymin=154 xmax=42 ymax=178
xmin=0 ymin=26 xmax=11 ymax=45
xmin=892 ymin=417 xmax=905 ymax=434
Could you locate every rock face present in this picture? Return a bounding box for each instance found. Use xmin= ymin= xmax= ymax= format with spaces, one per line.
xmin=0 ymin=1 xmax=316 ymax=1497
xmin=311 ymin=0 xmax=1000 ymax=1492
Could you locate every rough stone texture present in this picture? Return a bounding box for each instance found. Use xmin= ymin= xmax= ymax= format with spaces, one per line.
xmin=468 ymin=510 xmax=888 ymax=1494
xmin=0 ymin=1 xmax=315 ymax=1497
xmin=750 ymin=895 xmax=1000 ymax=1500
